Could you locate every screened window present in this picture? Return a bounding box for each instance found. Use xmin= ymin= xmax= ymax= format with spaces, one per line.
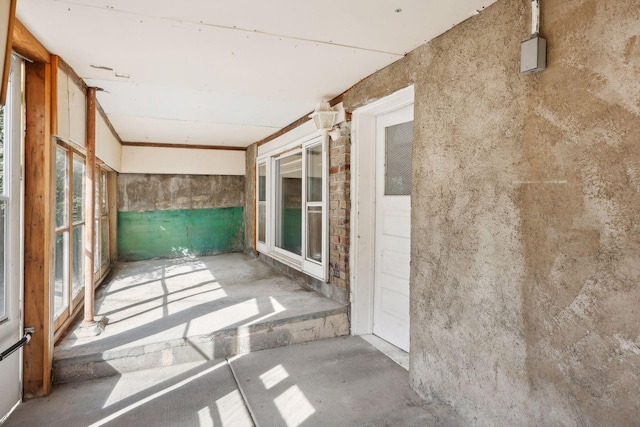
xmin=384 ymin=121 xmax=413 ymax=196
xmin=257 ymin=135 xmax=327 ymax=280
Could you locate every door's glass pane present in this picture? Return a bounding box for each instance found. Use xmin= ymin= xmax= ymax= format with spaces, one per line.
xmin=258 ymin=164 xmax=266 ymax=202
xmin=385 ymin=121 xmax=413 ymax=196
xmin=54 ymin=232 xmax=69 ymax=318
xmin=0 ymin=202 xmax=5 ymax=319
xmin=258 ymin=202 xmax=266 ymax=243
xmin=72 ymin=225 xmax=84 ymax=297
xmin=306 ymin=206 xmax=322 ymax=263
xmin=101 ymin=218 xmax=108 ymax=267
xmin=275 ymin=154 xmax=302 ymax=255
xmin=0 ymin=104 xmax=5 ymax=196
xmin=72 ymin=154 xmax=85 ymax=223
xmin=101 ymin=171 xmax=108 ymax=216
xmin=55 ymin=146 xmax=68 ymax=229
xmin=306 ymin=144 xmax=323 ymax=202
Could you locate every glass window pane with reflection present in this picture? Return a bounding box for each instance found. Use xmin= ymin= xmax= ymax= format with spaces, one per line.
xmin=258 ymin=163 xmax=266 ymax=244
xmin=54 ymin=232 xmax=69 ymax=318
xmin=306 ymin=206 xmax=322 ymax=262
xmin=275 ymin=154 xmax=302 ymax=255
xmin=72 ymin=154 xmax=85 ymax=224
xmin=306 ymin=144 xmax=322 ymax=202
xmin=55 ymin=146 xmax=68 ymax=229
xmin=72 ymin=225 xmax=84 ymax=297
xmin=101 ymin=219 xmax=108 ymax=267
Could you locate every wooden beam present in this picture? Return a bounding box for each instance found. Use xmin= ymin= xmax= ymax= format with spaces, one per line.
xmin=121 ymin=141 xmax=247 ymax=151
xmin=12 ymin=19 xmax=49 ymax=63
xmin=0 ymin=0 xmax=16 ymax=105
xmin=50 ymin=55 xmax=59 ymax=136
xmin=256 ymin=94 xmax=345 ymax=147
xmin=83 ymin=87 xmax=96 ymax=324
xmin=96 ymin=100 xmax=123 ymax=145
xmin=23 ymin=60 xmax=53 ymax=399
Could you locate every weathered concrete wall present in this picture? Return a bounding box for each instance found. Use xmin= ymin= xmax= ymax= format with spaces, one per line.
xmin=118 ymin=174 xmax=244 ymax=212
xmin=117 ymin=174 xmax=245 ymax=260
xmin=244 ymin=144 xmax=257 ymax=255
xmin=344 ymin=0 xmax=640 ymax=425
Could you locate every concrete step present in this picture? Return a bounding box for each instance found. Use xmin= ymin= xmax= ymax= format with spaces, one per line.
xmin=54 ymin=307 xmax=349 ymax=385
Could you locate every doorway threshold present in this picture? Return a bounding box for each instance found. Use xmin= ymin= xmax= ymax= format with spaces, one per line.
xmin=360 ymin=334 xmax=409 ymax=371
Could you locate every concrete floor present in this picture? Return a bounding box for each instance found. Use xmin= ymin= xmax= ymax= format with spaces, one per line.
xmin=6 ymin=336 xmax=464 ymax=427
xmin=6 ymin=254 xmax=464 ymax=425
xmin=57 ymin=253 xmax=344 ymax=358
xmin=54 ymin=254 xmax=349 ymax=383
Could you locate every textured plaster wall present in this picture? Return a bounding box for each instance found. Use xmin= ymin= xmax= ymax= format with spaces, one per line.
xmin=344 ymin=0 xmax=640 ymax=425
xmin=118 ymin=174 xmax=244 ymax=212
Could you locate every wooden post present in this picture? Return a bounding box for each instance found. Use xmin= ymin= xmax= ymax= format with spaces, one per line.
xmin=83 ymin=87 xmax=96 ymax=325
xmin=23 ymin=60 xmax=53 ymax=399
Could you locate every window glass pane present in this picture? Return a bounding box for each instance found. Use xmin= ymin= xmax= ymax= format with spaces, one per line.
xmin=101 ymin=171 xmax=108 ymax=215
xmin=94 ymin=170 xmax=99 ymax=220
xmin=258 ymin=202 xmax=266 ymax=244
xmin=72 ymin=154 xmax=85 ymax=223
xmin=275 ymin=154 xmax=302 ymax=255
xmin=0 ymin=203 xmax=5 ymax=319
xmin=385 ymin=121 xmax=413 ymax=196
xmin=101 ymin=219 xmax=108 ymax=267
xmin=94 ymin=219 xmax=99 ymax=273
xmin=54 ymin=232 xmax=69 ymax=318
xmin=55 ymin=146 xmax=68 ymax=229
xmin=306 ymin=144 xmax=323 ymax=202
xmin=72 ymin=225 xmax=84 ymax=297
xmin=306 ymin=206 xmax=322 ymax=263
xmin=258 ymin=164 xmax=266 ymax=202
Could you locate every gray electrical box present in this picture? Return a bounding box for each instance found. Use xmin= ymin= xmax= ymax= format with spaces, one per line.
xmin=520 ymin=36 xmax=546 ymax=73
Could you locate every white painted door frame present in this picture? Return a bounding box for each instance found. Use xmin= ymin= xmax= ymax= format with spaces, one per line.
xmin=350 ymin=85 xmax=414 ymax=338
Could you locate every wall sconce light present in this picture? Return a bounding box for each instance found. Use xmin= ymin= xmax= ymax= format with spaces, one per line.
xmin=309 ymin=100 xmax=341 ymax=141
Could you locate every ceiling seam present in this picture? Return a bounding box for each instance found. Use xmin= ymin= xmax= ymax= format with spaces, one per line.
xmin=52 ymin=0 xmax=406 ymax=56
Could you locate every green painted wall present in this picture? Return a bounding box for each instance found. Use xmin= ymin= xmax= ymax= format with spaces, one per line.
xmin=118 ymin=207 xmax=244 ymax=261
xmin=281 ymin=208 xmax=302 ymax=255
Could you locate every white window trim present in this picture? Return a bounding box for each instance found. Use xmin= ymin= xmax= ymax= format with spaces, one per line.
xmin=257 ymin=130 xmax=328 ymax=281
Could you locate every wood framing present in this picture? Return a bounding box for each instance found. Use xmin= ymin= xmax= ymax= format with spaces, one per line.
xmin=50 ymin=55 xmax=59 ymax=135
xmin=11 ymin=20 xmax=50 ymax=63
xmin=83 ymin=87 xmax=96 ymax=323
xmin=96 ymin=100 xmax=123 ymax=145
xmin=121 ymin=141 xmax=246 ymax=151
xmin=23 ymin=60 xmax=53 ymax=399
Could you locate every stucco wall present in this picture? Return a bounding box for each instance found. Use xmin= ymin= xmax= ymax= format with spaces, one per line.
xmin=344 ymin=0 xmax=640 ymax=425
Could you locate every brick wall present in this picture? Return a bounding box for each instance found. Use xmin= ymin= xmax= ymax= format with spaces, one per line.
xmin=328 ymin=123 xmax=351 ymax=293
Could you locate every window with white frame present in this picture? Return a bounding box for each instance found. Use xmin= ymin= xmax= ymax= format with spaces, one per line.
xmin=257 ymin=135 xmax=327 ymax=280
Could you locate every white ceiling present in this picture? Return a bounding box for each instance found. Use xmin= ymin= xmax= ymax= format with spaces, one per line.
xmin=17 ymin=0 xmax=496 ymax=148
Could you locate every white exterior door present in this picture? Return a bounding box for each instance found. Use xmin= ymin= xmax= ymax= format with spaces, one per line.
xmin=372 ymin=105 xmax=413 ymax=352
xmin=0 ymin=55 xmax=24 ymax=422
